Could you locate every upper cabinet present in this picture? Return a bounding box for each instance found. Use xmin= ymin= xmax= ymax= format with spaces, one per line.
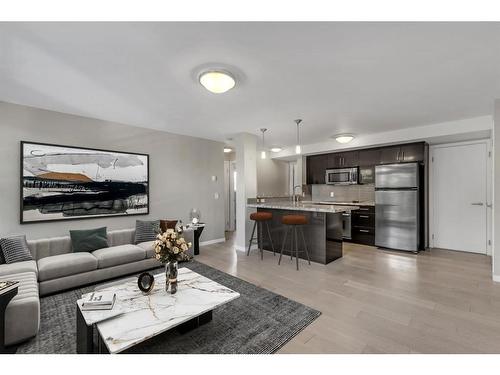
xmin=306 ymin=142 xmax=426 ymax=184
xmin=327 ymin=150 xmax=359 ymax=168
xmin=306 ymin=154 xmax=328 ymax=184
xmin=358 ymin=148 xmax=381 ymax=167
xmin=400 ymin=143 xmax=425 ymax=162
xmin=379 ymin=146 xmax=401 ymax=165
xmin=378 ymin=142 xmax=426 ymax=164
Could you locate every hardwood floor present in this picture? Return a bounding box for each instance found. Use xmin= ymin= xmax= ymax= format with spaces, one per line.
xmin=196 ymin=232 xmax=500 ymax=353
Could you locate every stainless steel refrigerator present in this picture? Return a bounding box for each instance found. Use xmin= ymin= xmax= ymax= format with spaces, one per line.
xmin=375 ymin=162 xmax=420 ymax=252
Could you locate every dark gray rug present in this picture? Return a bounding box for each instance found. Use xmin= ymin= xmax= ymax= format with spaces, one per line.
xmin=15 ymin=261 xmax=320 ymax=354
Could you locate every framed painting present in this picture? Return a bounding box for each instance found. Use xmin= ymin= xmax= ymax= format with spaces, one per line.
xmin=20 ymin=141 xmax=149 ymax=223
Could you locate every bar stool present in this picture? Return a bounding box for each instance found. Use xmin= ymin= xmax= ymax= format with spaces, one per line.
xmin=247 ymin=211 xmax=275 ymax=259
xmin=279 ymin=214 xmax=311 ymax=270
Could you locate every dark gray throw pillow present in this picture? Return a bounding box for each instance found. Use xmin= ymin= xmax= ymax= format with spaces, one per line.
xmin=0 ymin=235 xmax=33 ymax=264
xmin=70 ymin=227 xmax=109 ymax=252
xmin=135 ymin=220 xmax=160 ymax=244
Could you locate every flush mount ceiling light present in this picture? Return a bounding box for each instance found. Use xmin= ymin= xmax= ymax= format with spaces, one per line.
xmin=270 ymin=147 xmax=283 ymax=153
xmin=334 ymin=134 xmax=355 ymax=144
xmin=223 ymin=147 xmax=233 ymax=153
xmin=199 ymin=70 xmax=236 ymax=94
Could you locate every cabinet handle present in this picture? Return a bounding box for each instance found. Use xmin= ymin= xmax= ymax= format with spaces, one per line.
xmin=396 ymin=151 xmax=400 ymax=161
xmin=359 ymin=208 xmax=370 ymax=211
xmin=360 ymin=215 xmax=370 ymax=218
xmin=402 ymin=151 xmax=405 ymax=161
xmin=471 ymin=202 xmax=484 ymax=206
xmin=359 ymin=229 xmax=370 ymax=233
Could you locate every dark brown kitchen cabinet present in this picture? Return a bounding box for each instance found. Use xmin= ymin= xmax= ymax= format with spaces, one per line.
xmin=306 ymin=154 xmax=327 ymax=184
xmin=379 ymin=146 xmax=402 ymax=164
xmin=400 ymin=143 xmax=425 ymax=162
xmin=378 ymin=142 xmax=425 ymax=164
xmin=327 ymin=150 xmax=359 ymax=168
xmin=358 ymin=148 xmax=381 ymax=167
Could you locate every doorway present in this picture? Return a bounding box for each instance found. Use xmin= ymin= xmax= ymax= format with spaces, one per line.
xmin=224 ymin=160 xmax=236 ymax=232
xmin=430 ymin=140 xmax=492 ymax=254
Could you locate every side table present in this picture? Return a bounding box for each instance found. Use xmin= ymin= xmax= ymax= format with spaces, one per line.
xmin=0 ymin=287 xmax=18 ymax=354
xmin=190 ymin=223 xmax=205 ymax=256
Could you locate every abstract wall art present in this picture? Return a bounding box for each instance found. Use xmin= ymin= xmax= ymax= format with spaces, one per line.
xmin=21 ymin=141 xmax=149 ymax=223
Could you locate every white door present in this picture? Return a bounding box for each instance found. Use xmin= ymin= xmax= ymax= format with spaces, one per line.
xmin=432 ymin=142 xmax=488 ymax=254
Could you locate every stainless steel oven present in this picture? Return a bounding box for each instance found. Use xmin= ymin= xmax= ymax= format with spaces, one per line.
xmin=325 ymin=167 xmax=358 ymax=185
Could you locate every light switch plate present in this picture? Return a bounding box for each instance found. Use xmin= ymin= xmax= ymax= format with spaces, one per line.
xmin=214 ymin=192 xmax=219 ymax=199
xmin=211 ymin=175 xmax=217 ymax=182
xmin=330 ymin=192 xmax=335 ymax=198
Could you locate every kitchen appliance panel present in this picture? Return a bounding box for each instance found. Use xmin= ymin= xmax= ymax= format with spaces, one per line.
xmin=325 ymin=167 xmax=358 ymax=185
xmin=375 ymin=163 xmax=418 ymax=189
xmin=375 ymin=190 xmax=419 ymax=251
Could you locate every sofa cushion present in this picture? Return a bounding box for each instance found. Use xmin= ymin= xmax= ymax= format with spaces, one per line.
xmin=134 ymin=220 xmax=160 ymax=244
xmin=0 ymin=260 xmax=38 ymax=277
xmin=70 ymin=227 xmax=109 ymax=252
xmin=2 ymin=271 xmax=40 ymax=346
xmin=37 ymin=252 xmax=98 ymax=282
xmin=0 ymin=235 xmax=33 ymax=263
xmin=137 ymin=241 xmax=155 ymax=258
xmin=92 ymin=244 xmax=146 ymax=269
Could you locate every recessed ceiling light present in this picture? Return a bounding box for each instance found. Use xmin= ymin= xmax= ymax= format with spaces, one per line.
xmin=223 ymin=147 xmax=233 ymax=153
xmin=334 ymin=134 xmax=355 ymax=144
xmin=270 ymin=147 xmax=283 ymax=153
xmin=199 ymin=70 xmax=235 ymax=94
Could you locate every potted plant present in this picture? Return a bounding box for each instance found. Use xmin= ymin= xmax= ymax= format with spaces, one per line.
xmin=153 ymin=228 xmax=192 ymax=294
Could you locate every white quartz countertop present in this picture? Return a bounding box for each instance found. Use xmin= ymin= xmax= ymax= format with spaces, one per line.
xmin=247 ymin=201 xmax=360 ymax=213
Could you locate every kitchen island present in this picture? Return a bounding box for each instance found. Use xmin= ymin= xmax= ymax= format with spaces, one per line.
xmin=247 ymin=201 xmax=359 ymax=265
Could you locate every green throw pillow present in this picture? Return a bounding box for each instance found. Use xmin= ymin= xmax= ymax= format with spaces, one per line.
xmin=70 ymin=227 xmax=109 ymax=252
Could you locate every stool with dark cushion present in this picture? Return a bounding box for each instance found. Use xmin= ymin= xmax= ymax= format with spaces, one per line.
xmin=279 ymin=214 xmax=311 ymax=270
xmin=247 ymin=212 xmax=275 ymax=259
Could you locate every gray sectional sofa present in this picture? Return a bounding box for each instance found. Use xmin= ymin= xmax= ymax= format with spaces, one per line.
xmin=0 ymin=227 xmax=194 ymax=347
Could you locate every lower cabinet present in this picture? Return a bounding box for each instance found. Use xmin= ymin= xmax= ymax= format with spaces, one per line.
xmin=350 ymin=206 xmax=375 ymax=246
xmin=351 ymin=227 xmax=375 ymax=246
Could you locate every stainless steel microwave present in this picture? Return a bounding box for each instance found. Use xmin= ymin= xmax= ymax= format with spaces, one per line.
xmin=325 ymin=167 xmax=358 ymax=185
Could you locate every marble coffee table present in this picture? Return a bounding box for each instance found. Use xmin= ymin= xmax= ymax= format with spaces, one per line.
xmin=76 ymin=267 xmax=240 ymax=354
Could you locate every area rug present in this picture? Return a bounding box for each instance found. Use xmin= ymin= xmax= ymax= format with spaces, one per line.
xmin=15 ymin=261 xmax=320 ymax=354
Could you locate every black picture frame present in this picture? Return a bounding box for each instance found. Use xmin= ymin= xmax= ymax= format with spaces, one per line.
xmin=20 ymin=141 xmax=150 ymax=224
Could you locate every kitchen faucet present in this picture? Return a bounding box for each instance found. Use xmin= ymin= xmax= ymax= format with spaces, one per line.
xmin=293 ymin=185 xmax=302 ymax=203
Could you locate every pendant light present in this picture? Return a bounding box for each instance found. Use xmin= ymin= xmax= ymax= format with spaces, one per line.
xmin=294 ymin=119 xmax=302 ymax=154
xmin=260 ymin=128 xmax=267 ymax=159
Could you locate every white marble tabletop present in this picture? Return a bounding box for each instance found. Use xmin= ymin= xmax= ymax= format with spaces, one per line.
xmin=91 ymin=268 xmax=239 ymax=354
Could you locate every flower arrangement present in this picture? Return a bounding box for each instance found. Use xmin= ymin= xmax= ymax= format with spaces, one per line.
xmin=153 ymin=228 xmax=192 ymax=263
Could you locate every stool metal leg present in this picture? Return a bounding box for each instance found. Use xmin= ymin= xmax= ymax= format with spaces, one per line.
xmin=259 ymin=222 xmax=264 ymax=260
xmin=294 ymin=226 xmax=299 ymax=271
xmin=278 ymin=226 xmax=289 ymax=265
xmin=247 ymin=221 xmax=257 ymax=256
xmin=300 ymin=227 xmax=311 ymax=265
xmin=265 ymin=222 xmax=275 ymax=256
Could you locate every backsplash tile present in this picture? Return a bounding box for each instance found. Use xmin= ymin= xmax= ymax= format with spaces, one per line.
xmin=311 ymin=184 xmax=375 ymax=203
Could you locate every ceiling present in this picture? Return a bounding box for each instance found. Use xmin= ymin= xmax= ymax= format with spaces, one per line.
xmin=1 ymin=22 xmax=499 ymax=148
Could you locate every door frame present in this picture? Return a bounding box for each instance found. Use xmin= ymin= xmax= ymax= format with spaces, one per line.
xmin=429 ymin=139 xmax=492 ymax=255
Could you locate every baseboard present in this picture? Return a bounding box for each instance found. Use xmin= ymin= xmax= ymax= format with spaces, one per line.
xmin=200 ymin=238 xmax=226 ymax=246
xmin=493 ymin=275 xmax=500 ymax=283
xmin=235 ymin=244 xmax=257 ymax=252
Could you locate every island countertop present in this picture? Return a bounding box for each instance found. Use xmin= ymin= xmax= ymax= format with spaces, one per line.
xmin=247 ymin=201 xmax=360 ymax=213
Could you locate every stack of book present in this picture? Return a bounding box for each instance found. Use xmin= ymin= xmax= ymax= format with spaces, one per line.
xmin=0 ymin=281 xmax=19 ymax=296
xmin=81 ymin=291 xmax=116 ymax=311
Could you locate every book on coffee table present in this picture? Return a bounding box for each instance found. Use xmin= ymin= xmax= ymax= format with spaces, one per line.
xmin=0 ymin=281 xmax=19 ymax=296
xmin=81 ymin=292 xmax=116 ymax=311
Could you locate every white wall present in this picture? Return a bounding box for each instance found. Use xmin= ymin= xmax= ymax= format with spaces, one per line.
xmin=493 ymin=100 xmax=500 ymax=281
xmin=256 ymin=157 xmax=289 ymax=197
xmin=0 ymin=102 xmax=225 ymax=242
